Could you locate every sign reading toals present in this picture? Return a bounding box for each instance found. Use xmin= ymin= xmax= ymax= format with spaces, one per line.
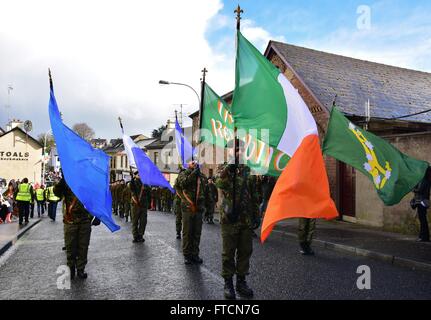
xmin=0 ymin=151 xmax=31 ymax=161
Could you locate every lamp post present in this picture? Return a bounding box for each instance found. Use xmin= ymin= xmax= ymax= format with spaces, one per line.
xmin=158 ymin=80 xmax=201 ymax=107
xmin=42 ymin=130 xmax=52 ymax=185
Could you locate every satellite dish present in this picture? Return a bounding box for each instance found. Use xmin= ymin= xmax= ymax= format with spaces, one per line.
xmin=24 ymin=120 xmax=33 ymax=133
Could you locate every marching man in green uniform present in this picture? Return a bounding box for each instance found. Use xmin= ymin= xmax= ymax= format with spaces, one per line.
xmin=117 ymin=180 xmax=126 ymax=218
xmin=173 ymin=171 xmax=184 ymax=240
xmin=54 ymin=177 xmax=101 ymax=279
xmin=215 ymin=139 xmax=260 ymax=300
xmin=205 ymin=177 xmax=218 ymax=224
xmin=298 ymin=218 xmax=316 ymax=255
xmin=123 ymin=181 xmax=132 ymax=223
xmin=14 ymin=178 xmax=34 ymax=225
xmin=176 ymin=161 xmax=208 ymax=265
xmin=130 ymin=172 xmax=150 ymax=243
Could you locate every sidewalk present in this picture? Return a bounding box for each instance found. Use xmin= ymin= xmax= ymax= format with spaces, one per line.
xmin=0 ymin=218 xmax=42 ymax=256
xmin=214 ymin=213 xmax=431 ymax=272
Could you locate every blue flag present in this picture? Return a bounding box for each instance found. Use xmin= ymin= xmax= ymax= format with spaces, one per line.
xmin=175 ymin=118 xmax=196 ymax=167
xmin=123 ymin=134 xmax=175 ymax=193
xmin=48 ymin=78 xmax=120 ymax=232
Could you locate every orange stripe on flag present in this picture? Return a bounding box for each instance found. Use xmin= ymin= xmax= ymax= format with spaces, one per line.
xmin=261 ymin=134 xmax=339 ymax=243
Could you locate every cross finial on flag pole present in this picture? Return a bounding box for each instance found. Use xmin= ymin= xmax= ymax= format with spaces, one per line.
xmin=201 ymin=68 xmax=208 ymax=82
xmin=234 ymin=5 xmax=243 ymax=31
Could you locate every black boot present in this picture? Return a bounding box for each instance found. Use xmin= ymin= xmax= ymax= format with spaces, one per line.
xmin=299 ymin=242 xmax=314 ymax=256
xmin=77 ymin=269 xmax=87 ymax=279
xmin=184 ymin=255 xmax=193 ymax=265
xmin=125 ymin=216 xmax=128 ymax=222
xmin=176 ymin=233 xmax=181 ymax=240
xmin=236 ymin=276 xmax=254 ymax=298
xmin=70 ymin=266 xmax=76 ymax=280
xmin=224 ymin=278 xmax=236 ymax=300
xmin=191 ymin=256 xmax=203 ymax=264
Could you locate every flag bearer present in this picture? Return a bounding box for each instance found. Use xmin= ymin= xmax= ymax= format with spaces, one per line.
xmin=176 ymin=161 xmax=208 ymax=265
xmin=54 ymin=177 xmax=100 ymax=279
xmin=413 ymin=167 xmax=431 ymax=242
xmin=215 ymin=139 xmax=260 ymax=300
xmin=14 ymin=178 xmax=34 ymax=225
xmin=130 ymin=172 xmax=150 ymax=243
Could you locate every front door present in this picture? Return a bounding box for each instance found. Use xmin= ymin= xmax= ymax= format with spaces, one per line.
xmin=337 ymin=161 xmax=356 ymax=217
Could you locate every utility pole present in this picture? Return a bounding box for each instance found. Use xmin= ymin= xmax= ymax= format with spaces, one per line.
xmin=6 ymin=85 xmax=13 ymax=123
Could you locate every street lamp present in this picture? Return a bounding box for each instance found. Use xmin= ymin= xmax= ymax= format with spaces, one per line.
xmin=42 ymin=130 xmax=52 ymax=185
xmin=158 ymin=80 xmax=201 ymax=107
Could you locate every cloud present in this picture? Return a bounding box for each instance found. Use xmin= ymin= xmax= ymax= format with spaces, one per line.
xmin=298 ymin=5 xmax=431 ymax=72
xmin=0 ymin=0 xmax=233 ymax=138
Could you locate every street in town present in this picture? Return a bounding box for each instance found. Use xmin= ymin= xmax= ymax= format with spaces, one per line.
xmin=0 ymin=207 xmax=430 ymax=300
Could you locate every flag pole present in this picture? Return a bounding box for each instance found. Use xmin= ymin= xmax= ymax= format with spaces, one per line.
xmin=232 ymin=5 xmax=243 ymax=217
xmin=118 ymin=117 xmax=124 ymax=134
xmin=176 ymin=110 xmax=185 ymax=167
xmin=118 ymin=117 xmax=134 ymax=181
xmin=195 ymin=67 xmax=208 ymax=164
xmin=48 ymin=68 xmax=53 ymax=91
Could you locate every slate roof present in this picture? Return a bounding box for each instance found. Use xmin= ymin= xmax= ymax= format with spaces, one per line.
xmin=269 ymin=41 xmax=431 ymax=123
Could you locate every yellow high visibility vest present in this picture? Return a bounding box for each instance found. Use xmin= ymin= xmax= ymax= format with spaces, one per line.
xmin=47 ymin=186 xmax=60 ymax=202
xmin=16 ymin=183 xmax=31 ymax=202
xmin=36 ymin=188 xmax=45 ymax=201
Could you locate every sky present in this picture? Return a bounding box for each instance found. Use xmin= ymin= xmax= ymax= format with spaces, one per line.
xmin=0 ymin=0 xmax=430 ymax=140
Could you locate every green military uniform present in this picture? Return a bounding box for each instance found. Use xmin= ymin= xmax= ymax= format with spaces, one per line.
xmin=111 ymin=183 xmax=118 ymax=215
xmin=173 ymin=175 xmax=183 ymax=239
xmin=176 ymin=166 xmax=208 ymax=264
xmin=161 ymin=189 xmax=167 ymax=212
xmin=216 ymin=163 xmax=260 ymax=299
xmin=130 ymin=177 xmax=150 ymax=242
xmin=117 ymin=181 xmax=126 ymax=218
xmin=298 ymin=218 xmax=316 ymax=255
xmin=166 ymin=189 xmax=173 ymax=213
xmin=54 ymin=178 xmax=97 ymax=279
xmin=123 ymin=182 xmax=132 ymax=222
xmin=205 ymin=179 xmax=218 ymax=224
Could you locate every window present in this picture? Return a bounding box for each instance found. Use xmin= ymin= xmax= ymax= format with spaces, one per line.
xmin=154 ymin=152 xmax=159 ymax=165
xmin=120 ymin=155 xmax=124 ymax=168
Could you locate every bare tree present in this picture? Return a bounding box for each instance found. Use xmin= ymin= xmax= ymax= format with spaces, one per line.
xmin=72 ymin=123 xmax=95 ymax=142
xmin=37 ymin=132 xmax=55 ymax=154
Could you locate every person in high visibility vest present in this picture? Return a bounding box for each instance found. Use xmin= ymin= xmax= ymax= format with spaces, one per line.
xmin=47 ymin=185 xmax=61 ymax=221
xmin=35 ymin=185 xmax=46 ymax=217
xmin=14 ymin=178 xmax=34 ymax=226
xmin=29 ymin=184 xmax=36 ymax=219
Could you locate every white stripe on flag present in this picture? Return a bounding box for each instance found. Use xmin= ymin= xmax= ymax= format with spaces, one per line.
xmin=277 ymin=74 xmax=318 ymax=157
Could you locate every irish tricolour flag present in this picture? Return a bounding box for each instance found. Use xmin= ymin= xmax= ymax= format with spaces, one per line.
xmin=232 ymin=31 xmax=339 ymax=242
